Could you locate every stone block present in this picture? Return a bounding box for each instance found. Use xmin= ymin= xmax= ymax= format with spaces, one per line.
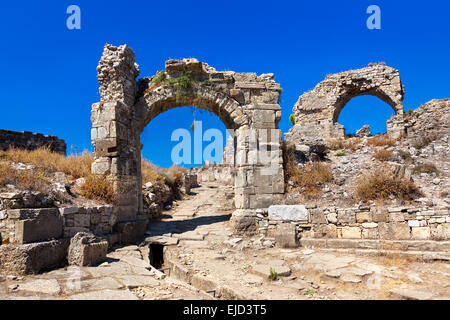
xmin=389 ymin=212 xmax=405 ymax=222
xmin=378 ymin=222 xmax=411 ymax=240
xmin=310 ymin=209 xmax=327 ymax=224
xmin=68 ymin=232 xmax=108 ymax=267
xmin=268 ymin=205 xmax=309 ymax=222
xmin=274 ymin=223 xmax=298 ymax=248
xmin=230 ymin=210 xmax=258 ymax=235
xmin=312 ymin=224 xmax=338 ymax=238
xmin=337 ymin=209 xmax=356 ymax=224
xmin=356 ymin=212 xmax=371 ymax=223
xmin=411 ymin=227 xmax=431 ymax=240
xmin=14 ymin=208 xmax=63 ymax=244
xmin=372 ymin=210 xmax=389 ymax=222
xmin=0 ymin=239 xmax=69 ymax=275
xmin=430 ymin=224 xmax=450 ymax=240
xmin=116 ymin=220 xmax=147 ymax=244
xmin=341 ymin=226 xmax=361 ymax=239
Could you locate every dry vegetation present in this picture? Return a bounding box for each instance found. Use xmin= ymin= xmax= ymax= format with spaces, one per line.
xmin=367 ymin=134 xmax=396 ymax=147
xmin=0 ymin=147 xmax=93 ymax=179
xmin=355 ymin=170 xmax=423 ymax=201
xmin=79 ymin=175 xmax=115 ymax=203
xmin=141 ymin=159 xmax=187 ymax=187
xmin=374 ymin=149 xmax=393 ymax=161
xmin=0 ymin=161 xmax=50 ymax=191
xmin=328 ymin=137 xmax=362 ymax=152
xmin=413 ymin=163 xmax=439 ymax=175
xmin=283 ymin=142 xmax=333 ymax=198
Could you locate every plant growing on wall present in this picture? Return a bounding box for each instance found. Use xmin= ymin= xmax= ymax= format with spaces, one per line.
xmin=289 ymin=113 xmax=295 ymax=125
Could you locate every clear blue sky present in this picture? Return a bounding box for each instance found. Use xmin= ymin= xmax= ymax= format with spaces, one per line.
xmin=1 ymin=1 xmax=449 ymax=168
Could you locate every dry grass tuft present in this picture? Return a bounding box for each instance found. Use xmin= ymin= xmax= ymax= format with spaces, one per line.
xmin=413 ymin=163 xmax=439 ymax=175
xmin=0 ymin=147 xmax=93 ymax=179
xmin=328 ymin=137 xmax=362 ymax=152
xmin=355 ymin=170 xmax=422 ymax=201
xmin=0 ymin=162 xmax=50 ymax=191
xmin=367 ymin=134 xmax=395 ymax=147
xmin=79 ymin=175 xmax=115 ymax=203
xmin=374 ymin=149 xmax=393 ymax=161
xmin=141 ymin=159 xmax=166 ymax=185
xmin=286 ymin=160 xmax=333 ymax=198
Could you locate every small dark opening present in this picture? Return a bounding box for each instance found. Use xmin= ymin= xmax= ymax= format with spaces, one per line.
xmin=149 ymin=244 xmax=164 ymax=269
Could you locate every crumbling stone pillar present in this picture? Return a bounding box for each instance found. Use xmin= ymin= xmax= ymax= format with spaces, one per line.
xmin=91 ymin=44 xmax=142 ymax=223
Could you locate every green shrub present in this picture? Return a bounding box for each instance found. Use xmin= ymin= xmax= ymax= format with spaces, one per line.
xmin=289 ymin=114 xmax=295 ymax=125
xmin=269 ymin=267 xmax=278 ymax=281
xmin=335 ymin=151 xmax=346 ymax=157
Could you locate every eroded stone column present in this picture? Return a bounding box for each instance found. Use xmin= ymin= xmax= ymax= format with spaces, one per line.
xmin=91 ymin=44 xmax=141 ymax=225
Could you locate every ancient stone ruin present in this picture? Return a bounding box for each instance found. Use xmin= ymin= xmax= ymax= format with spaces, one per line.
xmin=286 ymin=63 xmax=405 ymax=145
xmin=91 ymin=44 xmax=285 ymax=235
xmin=0 ymin=129 xmax=66 ymax=155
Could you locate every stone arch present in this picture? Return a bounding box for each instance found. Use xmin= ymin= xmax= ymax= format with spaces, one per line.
xmin=289 ymin=64 xmax=405 ymax=139
xmin=91 ymin=44 xmax=284 ymax=237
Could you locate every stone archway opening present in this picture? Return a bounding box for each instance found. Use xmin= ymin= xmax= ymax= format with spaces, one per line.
xmin=287 ymin=63 xmax=406 ymax=141
xmin=91 ymin=44 xmax=285 ymax=238
xmin=335 ymin=94 xmax=398 ymax=136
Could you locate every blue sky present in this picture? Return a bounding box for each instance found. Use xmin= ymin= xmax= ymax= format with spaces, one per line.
xmin=0 ymin=0 xmax=449 ymax=168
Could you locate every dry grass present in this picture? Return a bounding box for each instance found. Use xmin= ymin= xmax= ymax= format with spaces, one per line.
xmin=413 ymin=163 xmax=439 ymax=175
xmin=0 ymin=147 xmax=93 ymax=179
xmin=374 ymin=149 xmax=393 ymax=161
xmin=355 ymin=170 xmax=423 ymax=201
xmin=0 ymin=162 xmax=50 ymax=191
xmin=367 ymin=134 xmax=395 ymax=147
xmin=328 ymin=137 xmax=362 ymax=152
xmin=141 ymin=159 xmax=166 ymax=185
xmin=141 ymin=160 xmax=187 ymax=187
xmin=286 ymin=162 xmax=333 ymax=198
xmin=166 ymin=165 xmax=188 ymax=187
xmin=79 ymin=175 xmax=115 ymax=203
xmin=412 ymin=133 xmax=438 ymax=150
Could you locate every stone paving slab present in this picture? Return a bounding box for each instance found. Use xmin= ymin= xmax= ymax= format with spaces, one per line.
xmin=66 ymin=277 xmax=124 ymax=293
xmin=252 ymin=264 xmax=291 ymax=278
xmin=115 ymin=275 xmax=160 ymax=289
xmin=389 ymin=288 xmax=433 ymax=300
xmin=16 ymin=279 xmax=61 ymax=295
xmin=69 ymin=289 xmax=139 ymax=300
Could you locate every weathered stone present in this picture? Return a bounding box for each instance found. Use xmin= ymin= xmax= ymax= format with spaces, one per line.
xmin=0 ymin=129 xmax=66 ymax=155
xmin=10 ymin=208 xmax=63 ymax=244
xmin=0 ymin=239 xmax=69 ymax=275
xmin=268 ymin=205 xmax=309 ymax=222
xmin=17 ymin=279 xmax=61 ymax=295
xmin=69 ymin=289 xmax=139 ymax=300
xmin=68 ymin=232 xmax=108 ymax=267
xmin=378 ymin=222 xmax=411 ymax=240
xmin=411 ymin=227 xmax=431 ymax=240
xmin=274 ymin=223 xmax=298 ymax=248
xmin=341 ymin=226 xmax=361 ymax=239
xmin=389 ymin=288 xmax=433 ymax=300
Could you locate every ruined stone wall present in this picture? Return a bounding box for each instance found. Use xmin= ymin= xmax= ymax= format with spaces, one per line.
xmin=0 ymin=129 xmax=66 ymax=155
xmin=191 ymin=164 xmax=234 ymax=185
xmin=286 ymin=64 xmax=405 ymax=145
xmin=0 ymin=205 xmax=118 ymax=246
xmin=255 ymin=205 xmax=450 ymax=242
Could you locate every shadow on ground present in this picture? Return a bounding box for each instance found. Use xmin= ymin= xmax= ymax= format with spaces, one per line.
xmin=146 ymin=214 xmax=232 ymax=237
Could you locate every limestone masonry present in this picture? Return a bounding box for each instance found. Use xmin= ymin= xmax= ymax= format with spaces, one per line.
xmin=0 ymin=129 xmax=66 ymax=155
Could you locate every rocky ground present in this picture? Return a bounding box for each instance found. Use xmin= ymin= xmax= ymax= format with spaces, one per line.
xmin=2 ymin=181 xmax=448 ymax=300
